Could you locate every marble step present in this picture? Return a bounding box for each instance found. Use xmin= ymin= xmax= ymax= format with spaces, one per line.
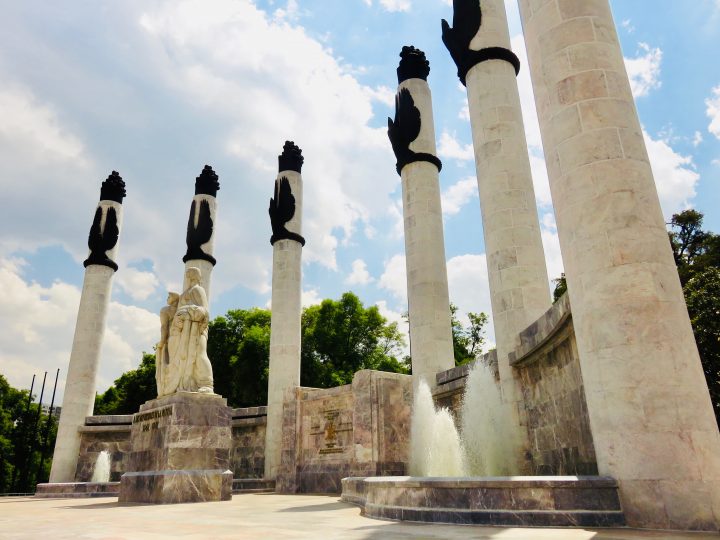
xmin=35 ymin=482 xmax=120 ymax=498
xmin=341 ymin=476 xmax=625 ymax=528
xmin=232 ymin=478 xmax=276 ymax=493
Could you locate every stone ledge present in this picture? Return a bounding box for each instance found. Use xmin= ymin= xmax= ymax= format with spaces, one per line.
xmin=78 ymin=425 xmax=131 ymax=433
xmin=231 ymin=406 xmax=267 ymax=418
xmin=341 ymin=476 xmax=625 ymax=528
xmin=85 ymin=415 xmax=133 ymax=425
xmin=35 ymin=482 xmax=120 ymax=498
xmin=509 ymin=293 xmax=571 ymax=367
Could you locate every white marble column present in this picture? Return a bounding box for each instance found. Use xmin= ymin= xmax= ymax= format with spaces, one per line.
xmin=518 ymin=0 xmax=720 ymax=530
xmin=265 ymin=142 xmax=305 ymax=480
xmin=49 ymin=172 xmax=126 ymax=483
xmin=389 ymin=47 xmax=455 ymax=386
xmin=182 ymin=165 xmax=219 ymax=302
xmin=443 ymin=0 xmax=551 ymax=472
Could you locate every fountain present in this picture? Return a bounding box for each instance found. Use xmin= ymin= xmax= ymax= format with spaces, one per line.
xmin=342 ymin=361 xmax=624 ymax=527
xmin=409 ymin=380 xmax=465 ymax=477
xmin=36 ymin=448 xmax=119 ymax=498
xmin=91 ymin=450 xmax=111 ymax=483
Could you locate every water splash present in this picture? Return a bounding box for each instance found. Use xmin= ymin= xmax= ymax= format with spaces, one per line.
xmin=409 ymin=379 xmax=466 ymax=476
xmin=90 ymin=450 xmax=111 ymax=483
xmin=409 ymin=361 xmax=512 ymax=477
xmin=460 ymin=361 xmax=512 ymax=476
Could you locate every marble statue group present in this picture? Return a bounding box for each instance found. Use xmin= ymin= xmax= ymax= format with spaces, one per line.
xmin=155 ymin=267 xmax=214 ymax=396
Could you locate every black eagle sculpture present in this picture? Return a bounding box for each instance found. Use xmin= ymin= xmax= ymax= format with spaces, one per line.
xmin=441 ymin=0 xmax=520 ymax=86
xmin=183 ymin=198 xmax=216 ymax=264
xmin=387 ymin=87 xmax=442 ymax=175
xmin=269 ymin=176 xmax=305 ymax=246
xmin=84 ymin=206 xmax=119 ymax=270
xmin=388 ymin=88 xmax=421 ymax=172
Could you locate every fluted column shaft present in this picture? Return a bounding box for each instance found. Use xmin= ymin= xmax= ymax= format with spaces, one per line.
xmin=518 ymin=0 xmax=720 ymax=530
xmin=50 ymin=174 xmax=125 ymax=483
xmin=265 ymin=143 xmax=304 ymax=479
xmin=464 ymin=0 xmax=551 ymax=472
xmin=390 ymin=47 xmax=455 ymax=386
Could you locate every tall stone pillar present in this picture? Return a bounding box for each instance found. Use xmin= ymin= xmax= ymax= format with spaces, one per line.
xmin=264 ymin=141 xmax=305 ymax=479
xmin=518 ymin=0 xmax=720 ymax=530
xmin=49 ymin=172 xmax=126 ymax=483
xmin=442 ymin=0 xmax=551 ymax=472
xmin=389 ymin=47 xmax=455 ymax=386
xmin=182 ymin=165 xmax=219 ymax=301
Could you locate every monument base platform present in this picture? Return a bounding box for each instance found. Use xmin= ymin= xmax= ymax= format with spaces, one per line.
xmin=119 ymin=392 xmax=233 ymax=504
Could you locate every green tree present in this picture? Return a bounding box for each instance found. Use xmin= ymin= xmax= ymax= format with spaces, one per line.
xmin=95 ymin=292 xmax=407 ymax=412
xmin=683 ymin=268 xmax=720 ymax=423
xmin=301 ymin=292 xmax=407 ymax=387
xmin=668 ymin=210 xmax=719 ymax=285
xmin=208 ymin=308 xmax=272 ymax=407
xmin=0 ymin=374 xmax=58 ymax=493
xmin=450 ymin=304 xmax=488 ymax=365
xmin=95 ymin=353 xmax=157 ymax=415
xmin=552 ymin=273 xmax=567 ymax=303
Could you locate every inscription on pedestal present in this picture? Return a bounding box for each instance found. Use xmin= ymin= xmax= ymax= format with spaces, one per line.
xmin=133 ymin=406 xmax=173 ymax=432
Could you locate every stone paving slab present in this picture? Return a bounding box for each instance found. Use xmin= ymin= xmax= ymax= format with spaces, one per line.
xmin=0 ymin=494 xmax=715 ymax=540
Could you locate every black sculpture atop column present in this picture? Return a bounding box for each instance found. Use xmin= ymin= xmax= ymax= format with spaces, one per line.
xmin=442 ymin=0 xmax=520 ymax=85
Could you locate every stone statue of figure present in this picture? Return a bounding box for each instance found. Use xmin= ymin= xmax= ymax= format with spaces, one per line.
xmin=155 ymin=292 xmax=179 ymax=397
xmin=160 ymin=267 xmax=214 ymax=396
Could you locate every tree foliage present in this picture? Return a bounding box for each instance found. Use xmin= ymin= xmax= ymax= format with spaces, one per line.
xmin=95 ymin=292 xmax=408 ymax=412
xmin=0 ymin=374 xmax=58 ymax=493
xmin=668 ymin=210 xmax=720 ymax=425
xmin=450 ymin=304 xmax=488 ymax=365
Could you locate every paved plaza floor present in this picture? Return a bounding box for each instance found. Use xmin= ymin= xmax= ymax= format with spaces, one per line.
xmin=0 ymin=494 xmax=716 ymax=540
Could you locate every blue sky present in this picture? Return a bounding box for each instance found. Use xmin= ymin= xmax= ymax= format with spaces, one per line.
xmin=1 ymin=0 xmax=718 ymax=401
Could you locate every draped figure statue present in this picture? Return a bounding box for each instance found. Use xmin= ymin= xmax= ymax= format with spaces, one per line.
xmin=157 ymin=267 xmax=214 ymax=396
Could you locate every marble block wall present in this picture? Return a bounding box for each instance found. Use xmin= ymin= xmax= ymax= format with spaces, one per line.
xmin=231 ymin=406 xmax=267 ymax=479
xmin=434 ymin=294 xmax=596 ymax=476
xmin=74 ymin=415 xmax=132 ymax=482
xmin=276 ymin=370 xmax=413 ymax=494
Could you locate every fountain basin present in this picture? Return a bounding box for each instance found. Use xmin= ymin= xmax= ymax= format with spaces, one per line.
xmin=341 ymin=476 xmax=625 ymax=527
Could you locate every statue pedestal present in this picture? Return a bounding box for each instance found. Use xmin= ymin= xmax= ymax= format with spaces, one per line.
xmin=119 ymin=392 xmax=232 ymax=504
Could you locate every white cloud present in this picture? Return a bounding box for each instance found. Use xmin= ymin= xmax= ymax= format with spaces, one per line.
xmin=706 ymin=85 xmax=720 ymax=140
xmin=539 ymin=212 xmax=564 ymax=283
xmin=446 ymin=253 xmax=494 ymax=346
xmin=116 ymin=267 xmax=160 ymax=301
xmin=509 ymin=34 xmax=553 ymax=208
xmin=437 ymin=131 xmax=474 ymax=161
xmin=0 ymin=87 xmax=86 ymax=162
xmin=441 ymin=177 xmax=477 ymax=216
xmin=363 ymin=85 xmax=396 ymax=107
xmin=137 ymin=0 xmax=398 ymax=278
xmin=363 ymin=0 xmax=411 ymax=11
xmin=380 ymin=0 xmax=411 ymax=11
xmin=0 ymin=257 xmax=158 ymax=402
xmin=379 ymin=253 xmax=407 ymax=304
xmin=624 ymin=43 xmax=662 ymax=98
xmin=692 ymin=130 xmax=704 ymax=147
xmin=644 ymin=129 xmax=699 ymax=218
xmin=0 ymin=85 xmax=97 ymax=258
xmin=301 ymin=288 xmax=323 ymax=308
xmin=375 ymin=300 xmax=409 ymax=356
xmin=621 ymin=19 xmax=635 ymax=33
xmin=345 ymin=258 xmax=373 ymax=285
